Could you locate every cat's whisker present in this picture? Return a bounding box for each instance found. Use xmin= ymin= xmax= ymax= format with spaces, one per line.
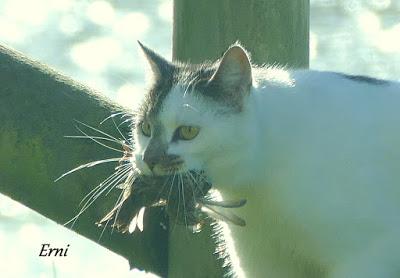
xmin=108 ymin=185 xmax=127 ymax=236
xmin=79 ymin=163 xmax=131 ymax=207
xmin=166 ymin=172 xmax=179 ymax=232
xmin=115 ymin=159 xmax=132 ymax=170
xmin=166 ymin=173 xmax=177 ymax=210
xmin=110 ymin=116 xmax=129 ymax=143
xmin=118 ymin=118 xmax=133 ymax=128
xmin=70 ymin=179 xmax=129 ymax=228
xmin=196 ymin=172 xmax=210 ymax=185
xmin=156 ymin=175 xmax=171 ymax=201
xmin=97 ymin=185 xmax=126 ymax=241
xmin=186 ymin=170 xmax=206 ymax=196
xmin=98 ymin=215 xmax=113 ymax=241
xmin=179 ymin=173 xmax=188 ymax=229
xmin=99 ymin=111 xmax=128 ymax=125
xmin=104 ymin=168 xmax=133 ymax=196
xmin=184 ymin=172 xmax=198 ymax=208
xmin=172 ymin=172 xmax=182 ymax=232
xmin=64 ymin=164 xmax=130 ymax=229
xmin=73 ymin=119 xmax=122 ymax=143
xmin=66 ymin=166 xmax=132 ymax=228
xmin=125 ymin=168 xmax=137 ymax=187
xmin=89 ymin=167 xmax=132 ymax=203
xmin=68 ymin=180 xmax=129 ymax=230
xmin=74 ymin=125 xmax=124 ymax=154
xmin=55 ymin=157 xmax=123 ymax=182
xmin=120 ymin=111 xmax=134 ymax=119
xmin=64 ymin=135 xmax=130 ymax=149
xmin=186 ymin=170 xmax=200 ymax=187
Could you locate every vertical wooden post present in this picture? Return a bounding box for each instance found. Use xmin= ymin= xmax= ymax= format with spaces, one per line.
xmin=173 ymin=0 xmax=309 ymax=67
xmin=170 ymin=0 xmax=309 ymax=276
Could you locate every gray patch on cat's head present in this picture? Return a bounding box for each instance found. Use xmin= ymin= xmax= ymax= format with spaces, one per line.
xmin=136 ymin=42 xmax=253 ymax=123
xmin=137 ymin=42 xmax=176 ymax=121
xmin=338 ymin=73 xmax=390 ymax=86
xmin=185 ymin=43 xmax=253 ymax=112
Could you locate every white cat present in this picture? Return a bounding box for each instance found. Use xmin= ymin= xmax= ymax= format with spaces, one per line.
xmin=133 ymin=41 xmax=400 ymax=278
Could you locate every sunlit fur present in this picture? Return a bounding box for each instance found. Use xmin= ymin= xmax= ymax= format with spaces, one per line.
xmin=134 ymin=43 xmax=400 ymax=277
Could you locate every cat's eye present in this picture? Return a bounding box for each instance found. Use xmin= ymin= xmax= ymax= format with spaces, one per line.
xmin=140 ymin=121 xmax=151 ymax=137
xmin=177 ymin=126 xmax=200 ymax=140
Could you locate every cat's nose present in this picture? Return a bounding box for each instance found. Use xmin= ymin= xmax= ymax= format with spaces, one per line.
xmin=146 ymin=161 xmax=156 ymax=171
xmin=142 ymin=154 xmax=157 ymax=171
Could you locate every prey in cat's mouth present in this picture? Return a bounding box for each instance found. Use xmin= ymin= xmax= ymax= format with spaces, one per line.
xmin=128 ymin=140 xmax=248 ymax=230
xmin=99 ymin=140 xmax=247 ymax=233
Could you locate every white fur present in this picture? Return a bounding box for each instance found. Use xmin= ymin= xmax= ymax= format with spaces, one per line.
xmin=137 ymin=67 xmax=400 ymax=277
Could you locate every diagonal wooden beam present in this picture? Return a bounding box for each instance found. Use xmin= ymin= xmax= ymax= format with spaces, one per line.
xmin=0 ymin=45 xmax=168 ymax=277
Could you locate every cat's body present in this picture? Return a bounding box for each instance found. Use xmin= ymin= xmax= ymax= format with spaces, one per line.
xmin=213 ymin=70 xmax=400 ymax=277
xmin=133 ymin=42 xmax=400 ymax=277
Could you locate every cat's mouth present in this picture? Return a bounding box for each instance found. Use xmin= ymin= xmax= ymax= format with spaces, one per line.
xmin=152 ymin=160 xmax=186 ymax=176
xmin=134 ymin=154 xmax=187 ymax=176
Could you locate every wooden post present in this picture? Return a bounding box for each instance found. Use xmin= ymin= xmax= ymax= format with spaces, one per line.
xmin=170 ymin=0 xmax=309 ymax=276
xmin=173 ymin=0 xmax=309 ymax=67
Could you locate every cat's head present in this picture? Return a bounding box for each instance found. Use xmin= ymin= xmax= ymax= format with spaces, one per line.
xmin=132 ymin=42 xmax=253 ymax=177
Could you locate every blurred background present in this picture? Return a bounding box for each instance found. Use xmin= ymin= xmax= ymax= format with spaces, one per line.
xmin=0 ymin=0 xmax=399 ymax=277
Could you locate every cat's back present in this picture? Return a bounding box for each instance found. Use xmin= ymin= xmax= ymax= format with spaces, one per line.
xmin=252 ymin=68 xmax=400 ymax=136
xmin=292 ymin=69 xmax=399 ymax=97
xmin=254 ymin=67 xmax=399 ymax=100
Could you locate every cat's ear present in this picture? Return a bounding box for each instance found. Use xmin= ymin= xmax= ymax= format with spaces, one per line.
xmin=210 ymin=44 xmax=252 ymax=94
xmin=138 ymin=41 xmax=173 ymax=82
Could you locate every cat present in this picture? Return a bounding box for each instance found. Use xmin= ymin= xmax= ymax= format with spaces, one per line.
xmin=132 ymin=41 xmax=400 ymax=278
